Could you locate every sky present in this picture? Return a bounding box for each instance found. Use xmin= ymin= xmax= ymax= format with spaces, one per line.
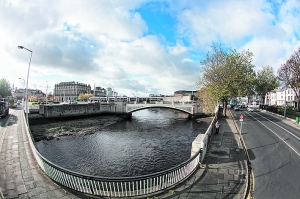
xmin=1 ymin=0 xmax=300 ymax=97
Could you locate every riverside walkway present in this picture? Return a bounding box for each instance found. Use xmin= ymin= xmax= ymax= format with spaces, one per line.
xmin=0 ymin=108 xmax=248 ymax=199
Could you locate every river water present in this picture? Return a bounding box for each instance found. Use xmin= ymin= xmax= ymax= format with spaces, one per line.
xmin=35 ymin=109 xmax=211 ymax=177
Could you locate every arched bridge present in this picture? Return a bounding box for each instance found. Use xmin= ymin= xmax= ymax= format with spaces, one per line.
xmin=31 ymin=101 xmax=203 ymax=119
xmin=126 ymin=101 xmax=203 ymax=116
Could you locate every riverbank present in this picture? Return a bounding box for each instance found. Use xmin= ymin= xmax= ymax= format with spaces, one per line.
xmin=30 ymin=115 xmax=124 ymax=141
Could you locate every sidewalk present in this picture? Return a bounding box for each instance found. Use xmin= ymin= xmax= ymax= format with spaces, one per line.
xmin=0 ymin=109 xmax=80 ymax=199
xmin=158 ymin=111 xmax=248 ymax=199
xmin=0 ymin=109 xmax=247 ymax=199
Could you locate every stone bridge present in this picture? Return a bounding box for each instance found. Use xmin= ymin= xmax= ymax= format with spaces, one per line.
xmin=126 ymin=101 xmax=203 ymax=116
xmin=28 ymin=101 xmax=203 ymax=119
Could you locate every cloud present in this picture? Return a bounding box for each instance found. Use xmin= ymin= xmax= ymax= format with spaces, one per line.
xmin=1 ymin=0 xmax=300 ymax=96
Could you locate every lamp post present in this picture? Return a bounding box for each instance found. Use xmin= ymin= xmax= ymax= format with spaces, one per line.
xmin=284 ymin=84 xmax=287 ymax=119
xmin=94 ymin=82 xmax=95 ymax=98
xmin=18 ymin=46 xmax=32 ymax=126
xmin=92 ymin=80 xmax=95 ymax=101
xmin=19 ymin=78 xmax=26 ymax=107
xmin=46 ymin=81 xmax=48 ymax=105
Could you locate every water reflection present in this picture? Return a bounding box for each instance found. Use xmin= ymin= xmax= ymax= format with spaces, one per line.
xmin=36 ymin=109 xmax=210 ymax=177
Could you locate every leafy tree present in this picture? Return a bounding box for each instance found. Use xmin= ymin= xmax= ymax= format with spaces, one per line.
xmin=0 ymin=78 xmax=12 ymax=98
xmin=198 ymin=87 xmax=216 ymax=115
xmin=255 ymin=66 xmax=279 ymax=104
xmin=78 ymin=93 xmax=93 ymax=101
xmin=197 ymin=45 xmax=256 ymax=116
xmin=277 ymin=47 xmax=300 ymax=111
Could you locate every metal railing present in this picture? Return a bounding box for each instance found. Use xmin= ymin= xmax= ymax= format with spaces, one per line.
xmin=22 ymin=111 xmax=202 ymax=197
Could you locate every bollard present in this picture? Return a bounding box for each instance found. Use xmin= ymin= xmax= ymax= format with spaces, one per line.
xmin=296 ymin=117 xmax=299 ymax=124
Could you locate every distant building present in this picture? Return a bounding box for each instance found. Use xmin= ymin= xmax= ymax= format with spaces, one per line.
xmin=54 ymin=81 xmax=91 ymax=102
xmin=107 ymin=87 xmax=118 ymax=97
xmin=173 ymin=90 xmax=198 ymax=101
xmin=174 ymin=90 xmax=198 ymax=97
xmin=92 ymin=87 xmax=107 ymax=97
xmin=275 ymin=87 xmax=298 ymax=106
xmin=14 ymin=89 xmax=45 ymax=101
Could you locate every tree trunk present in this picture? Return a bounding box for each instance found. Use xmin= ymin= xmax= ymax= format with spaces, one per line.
xmin=222 ymin=100 xmax=227 ymax=117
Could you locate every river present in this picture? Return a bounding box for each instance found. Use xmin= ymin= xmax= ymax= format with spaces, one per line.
xmin=35 ymin=108 xmax=211 ymax=177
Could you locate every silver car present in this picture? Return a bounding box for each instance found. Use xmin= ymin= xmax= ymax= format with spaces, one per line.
xmin=247 ymin=107 xmax=254 ymax=112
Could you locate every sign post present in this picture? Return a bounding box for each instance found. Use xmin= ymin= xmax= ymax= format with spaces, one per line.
xmin=239 ymin=115 xmax=244 ymax=134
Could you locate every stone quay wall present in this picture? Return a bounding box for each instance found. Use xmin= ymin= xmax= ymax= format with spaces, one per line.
xmin=36 ymin=102 xmax=129 ymax=118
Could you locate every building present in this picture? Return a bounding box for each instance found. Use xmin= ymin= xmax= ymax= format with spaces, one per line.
xmin=174 ymin=90 xmax=198 ymax=97
xmin=92 ymin=87 xmax=107 ymax=97
xmin=107 ymin=87 xmax=118 ymax=97
xmin=173 ymin=90 xmax=198 ymax=101
xmin=265 ymin=87 xmax=299 ymax=107
xmin=13 ymin=89 xmax=45 ymax=101
xmin=54 ymin=81 xmax=91 ymax=102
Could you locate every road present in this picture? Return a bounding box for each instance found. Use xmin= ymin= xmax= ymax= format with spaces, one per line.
xmin=231 ymin=108 xmax=300 ymax=199
xmin=0 ymin=110 xmax=10 ymax=131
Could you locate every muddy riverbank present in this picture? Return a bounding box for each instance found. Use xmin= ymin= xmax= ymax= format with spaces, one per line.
xmin=30 ymin=116 xmax=124 ymax=142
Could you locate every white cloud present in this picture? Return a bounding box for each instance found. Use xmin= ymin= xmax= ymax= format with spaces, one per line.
xmin=1 ymin=0 xmax=300 ymax=96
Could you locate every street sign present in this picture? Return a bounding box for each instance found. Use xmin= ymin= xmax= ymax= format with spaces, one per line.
xmin=240 ymin=114 xmax=244 ymax=122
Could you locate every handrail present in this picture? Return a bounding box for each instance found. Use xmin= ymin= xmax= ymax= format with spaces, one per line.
xmin=21 ymin=111 xmax=203 ymax=197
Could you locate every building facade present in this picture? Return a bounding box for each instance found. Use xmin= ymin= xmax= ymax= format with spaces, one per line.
xmin=173 ymin=90 xmax=198 ymax=100
xmin=174 ymin=90 xmax=197 ymax=97
xmin=54 ymin=81 xmax=91 ymax=102
xmin=107 ymin=87 xmax=118 ymax=97
xmin=13 ymin=89 xmax=45 ymax=101
xmin=265 ymin=87 xmax=299 ymax=106
xmin=93 ymin=87 xmax=107 ymax=97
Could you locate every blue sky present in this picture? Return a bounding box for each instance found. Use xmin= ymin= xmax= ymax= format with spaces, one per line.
xmin=1 ymin=0 xmax=300 ymax=96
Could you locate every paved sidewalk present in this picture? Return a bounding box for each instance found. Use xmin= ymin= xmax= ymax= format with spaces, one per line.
xmin=0 ymin=109 xmax=247 ymax=199
xmin=0 ymin=109 xmax=80 ymax=199
xmin=158 ymin=111 xmax=248 ymax=199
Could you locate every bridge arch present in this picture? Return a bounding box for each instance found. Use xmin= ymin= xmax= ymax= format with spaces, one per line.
xmin=127 ymin=105 xmax=192 ymax=115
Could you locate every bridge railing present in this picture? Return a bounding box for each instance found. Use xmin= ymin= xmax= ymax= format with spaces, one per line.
xmin=22 ymin=111 xmax=202 ymax=198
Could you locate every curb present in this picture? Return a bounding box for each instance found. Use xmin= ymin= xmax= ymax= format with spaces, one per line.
xmin=228 ymin=109 xmax=254 ymax=199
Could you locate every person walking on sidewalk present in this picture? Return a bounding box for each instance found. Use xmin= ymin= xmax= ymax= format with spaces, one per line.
xmin=215 ymin=120 xmax=220 ymax=134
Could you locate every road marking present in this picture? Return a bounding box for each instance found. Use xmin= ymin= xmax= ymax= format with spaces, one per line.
xmin=245 ymin=112 xmax=300 ymax=157
xmin=252 ymin=112 xmax=300 ymax=141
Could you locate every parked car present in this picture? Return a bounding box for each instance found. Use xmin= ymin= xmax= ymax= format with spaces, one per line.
xmin=233 ymin=106 xmax=240 ymax=111
xmin=247 ymin=107 xmax=254 ymax=112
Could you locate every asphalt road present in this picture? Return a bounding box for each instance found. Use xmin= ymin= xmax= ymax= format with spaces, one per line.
xmin=231 ymin=108 xmax=300 ymax=199
xmin=0 ymin=111 xmax=10 ymax=130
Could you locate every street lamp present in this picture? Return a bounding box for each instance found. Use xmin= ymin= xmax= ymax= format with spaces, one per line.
xmin=19 ymin=78 xmax=26 ymax=106
xmin=46 ymin=81 xmax=48 ymax=105
xmin=284 ymin=83 xmax=287 ymax=119
xmin=18 ymin=46 xmax=32 ymax=126
xmin=92 ymin=80 xmax=95 ymax=101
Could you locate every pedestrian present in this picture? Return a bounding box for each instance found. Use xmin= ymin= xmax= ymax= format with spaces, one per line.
xmin=215 ymin=120 xmax=220 ymax=134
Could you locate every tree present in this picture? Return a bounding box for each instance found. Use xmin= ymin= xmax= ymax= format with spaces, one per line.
xmin=198 ymin=87 xmax=216 ymax=115
xmin=78 ymin=93 xmax=93 ymax=101
xmin=255 ymin=66 xmax=279 ymax=104
xmin=277 ymin=47 xmax=300 ymax=111
xmin=0 ymin=78 xmax=12 ymax=98
xmin=197 ymin=45 xmax=256 ymax=116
